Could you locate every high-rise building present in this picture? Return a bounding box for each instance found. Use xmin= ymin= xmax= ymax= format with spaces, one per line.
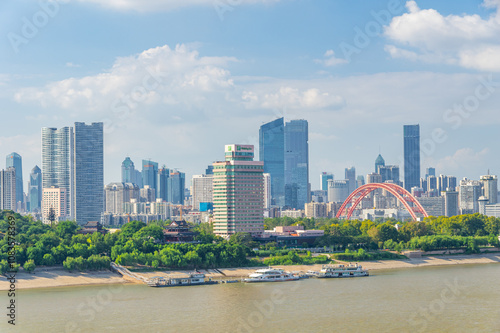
xmin=29 ymin=166 xmax=42 ymax=213
xmin=0 ymin=167 xmax=16 ymax=211
xmin=191 ymin=174 xmax=213 ymax=210
xmin=213 ymin=144 xmax=264 ymax=237
xmin=73 ymin=122 xmax=104 ymax=224
xmin=285 ymin=119 xmax=309 ymax=209
xmin=375 ymin=154 xmax=385 ymax=173
xmin=42 ymin=187 xmax=66 ymax=224
xmin=140 ymin=185 xmax=156 ymax=203
xmin=345 ymin=167 xmax=356 ymax=194
xmin=356 ymin=175 xmax=365 ymax=188
xmin=134 ymin=170 xmax=143 ymax=188
xmin=205 ymin=165 xmax=214 ymax=175
xmin=320 ymin=172 xmax=334 ymax=192
xmin=443 ymin=190 xmax=459 ymax=217
xmin=417 ymin=196 xmax=445 ymax=217
xmin=157 ymin=166 xmax=170 ymax=201
xmin=105 ymin=182 xmax=139 ymax=214
xmin=259 ymin=118 xmax=285 ymax=207
xmin=404 ymin=124 xmax=420 ymax=192
xmin=379 ymin=165 xmax=400 ymax=183
xmin=480 ymin=174 xmax=498 ymax=204
xmin=263 ymin=173 xmax=271 ymax=209
xmin=327 ymin=179 xmax=349 ymax=203
xmin=366 ymin=172 xmax=382 ymax=184
xmin=42 ymin=126 xmax=74 ymax=217
xmin=426 ymin=167 xmax=436 ymax=178
xmin=142 ymin=159 xmax=158 ymax=192
xmin=121 ymin=157 xmax=135 ymax=183
xmin=168 ymin=170 xmax=185 ymax=205
xmin=459 ymin=178 xmax=482 ymax=214
xmin=6 ymin=152 xmax=23 ymax=209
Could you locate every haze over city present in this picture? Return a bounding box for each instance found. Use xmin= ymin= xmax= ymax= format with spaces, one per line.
xmin=1 ymin=0 xmax=500 ymax=187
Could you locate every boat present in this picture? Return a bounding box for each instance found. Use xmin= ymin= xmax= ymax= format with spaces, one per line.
xmin=244 ymin=267 xmax=300 ymax=283
xmin=147 ymin=271 xmax=219 ymax=287
xmin=316 ymin=263 xmax=369 ymax=278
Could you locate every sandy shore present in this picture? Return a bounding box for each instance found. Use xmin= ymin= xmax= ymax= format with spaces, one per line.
xmin=2 ymin=253 xmax=499 ymax=290
xmin=0 ymin=268 xmax=130 ymax=291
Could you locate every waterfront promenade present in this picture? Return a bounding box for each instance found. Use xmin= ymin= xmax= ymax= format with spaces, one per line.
xmin=1 ymin=252 xmax=499 ymax=290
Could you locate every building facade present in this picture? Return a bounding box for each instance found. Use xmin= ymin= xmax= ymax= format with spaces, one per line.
xmin=42 ymin=126 xmax=74 ymax=217
xmin=404 ymin=124 xmax=420 ymax=192
xmin=168 ymin=170 xmax=185 ymax=205
xmin=320 ymin=172 xmax=334 ymax=192
xmin=6 ymin=152 xmax=23 ymax=209
xmin=480 ymin=174 xmax=498 ymax=205
xmin=284 ymin=119 xmax=309 ymax=209
xmin=259 ymin=117 xmax=285 ymax=207
xmin=459 ymin=179 xmax=482 ymax=215
xmin=191 ymin=174 xmax=213 ymax=210
xmin=213 ymin=144 xmax=264 ymax=237
xmin=0 ymin=167 xmax=16 ymax=211
xmin=121 ymin=157 xmax=135 ymax=183
xmin=42 ymin=187 xmax=67 ymax=224
xmin=73 ymin=122 xmax=104 ymax=225
xmin=29 ymin=166 xmax=43 ymax=213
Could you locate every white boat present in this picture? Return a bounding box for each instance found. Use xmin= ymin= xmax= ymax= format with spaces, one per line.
xmin=244 ymin=267 xmax=300 ymax=283
xmin=317 ymin=263 xmax=369 ymax=278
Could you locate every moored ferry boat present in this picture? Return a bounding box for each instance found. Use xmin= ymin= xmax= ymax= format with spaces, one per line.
xmin=147 ymin=271 xmax=218 ymax=287
xmin=244 ymin=267 xmax=300 ymax=283
xmin=317 ymin=263 xmax=369 ymax=278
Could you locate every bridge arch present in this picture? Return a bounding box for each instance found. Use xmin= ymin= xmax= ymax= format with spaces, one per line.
xmin=335 ymin=183 xmax=429 ymax=220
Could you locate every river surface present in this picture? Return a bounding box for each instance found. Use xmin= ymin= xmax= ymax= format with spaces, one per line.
xmin=2 ymin=264 xmax=500 ymax=333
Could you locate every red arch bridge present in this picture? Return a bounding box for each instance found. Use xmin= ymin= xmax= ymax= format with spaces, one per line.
xmin=335 ymin=183 xmax=429 ymax=221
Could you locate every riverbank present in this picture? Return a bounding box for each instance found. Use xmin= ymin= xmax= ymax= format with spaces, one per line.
xmin=2 ymin=252 xmax=500 ymax=290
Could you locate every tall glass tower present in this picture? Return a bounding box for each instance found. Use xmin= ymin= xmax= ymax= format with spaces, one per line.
xmin=284 ymin=119 xmax=309 ymax=209
xmin=6 ymin=152 xmax=23 ymax=207
xmin=157 ymin=166 xmax=170 ymax=201
xmin=42 ymin=126 xmax=74 ymax=217
xmin=73 ymin=122 xmax=104 ymax=224
xmin=259 ymin=118 xmax=285 ymax=207
xmin=29 ymin=165 xmax=42 ymax=212
xmin=168 ymin=170 xmax=185 ymax=204
xmin=142 ymin=159 xmax=158 ymax=193
xmin=121 ymin=157 xmax=135 ymax=183
xmin=404 ymin=124 xmax=420 ymax=192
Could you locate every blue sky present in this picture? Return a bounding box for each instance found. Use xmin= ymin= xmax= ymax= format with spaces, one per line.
xmin=1 ymin=0 xmax=500 ymax=189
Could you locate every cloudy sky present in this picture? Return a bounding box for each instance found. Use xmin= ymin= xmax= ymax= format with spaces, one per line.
xmin=1 ymin=0 xmax=500 ymax=190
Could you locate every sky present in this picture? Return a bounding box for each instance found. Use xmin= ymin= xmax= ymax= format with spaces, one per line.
xmin=1 ymin=0 xmax=500 ymax=191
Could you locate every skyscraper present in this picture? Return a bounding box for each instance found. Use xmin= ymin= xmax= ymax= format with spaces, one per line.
xmin=168 ymin=170 xmax=185 ymax=205
xmin=284 ymin=119 xmax=309 ymax=209
xmin=213 ymin=144 xmax=264 ymax=237
xmin=121 ymin=157 xmax=135 ymax=183
xmin=142 ymin=159 xmax=158 ymax=192
xmin=404 ymin=124 xmax=420 ymax=192
xmin=480 ymin=175 xmax=498 ymax=204
xmin=345 ymin=167 xmax=356 ymax=194
xmin=191 ymin=174 xmax=213 ymax=210
xmin=42 ymin=126 xmax=74 ymax=218
xmin=157 ymin=166 xmax=170 ymax=201
xmin=29 ymin=166 xmax=42 ymax=213
xmin=0 ymin=167 xmax=16 ymax=211
xmin=375 ymin=154 xmax=385 ymax=173
xmin=6 ymin=152 xmax=23 ymax=209
xmin=73 ymin=122 xmax=104 ymax=224
xmin=259 ymin=118 xmax=285 ymax=207
xmin=320 ymin=172 xmax=334 ymax=192
xmin=459 ymin=178 xmax=482 ymax=214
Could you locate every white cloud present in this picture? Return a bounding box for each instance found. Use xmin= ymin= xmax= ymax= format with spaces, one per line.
xmin=433 ymin=148 xmax=490 ymax=175
xmin=66 ymin=0 xmax=282 ymax=12
xmin=242 ymin=86 xmax=344 ymax=111
xmin=15 ymin=44 xmax=237 ymax=117
xmin=315 ymin=50 xmax=348 ymax=67
xmin=384 ymin=0 xmax=500 ymax=71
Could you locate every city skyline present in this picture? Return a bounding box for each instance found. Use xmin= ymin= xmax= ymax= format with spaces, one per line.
xmin=1 ymin=1 xmax=500 ymax=191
